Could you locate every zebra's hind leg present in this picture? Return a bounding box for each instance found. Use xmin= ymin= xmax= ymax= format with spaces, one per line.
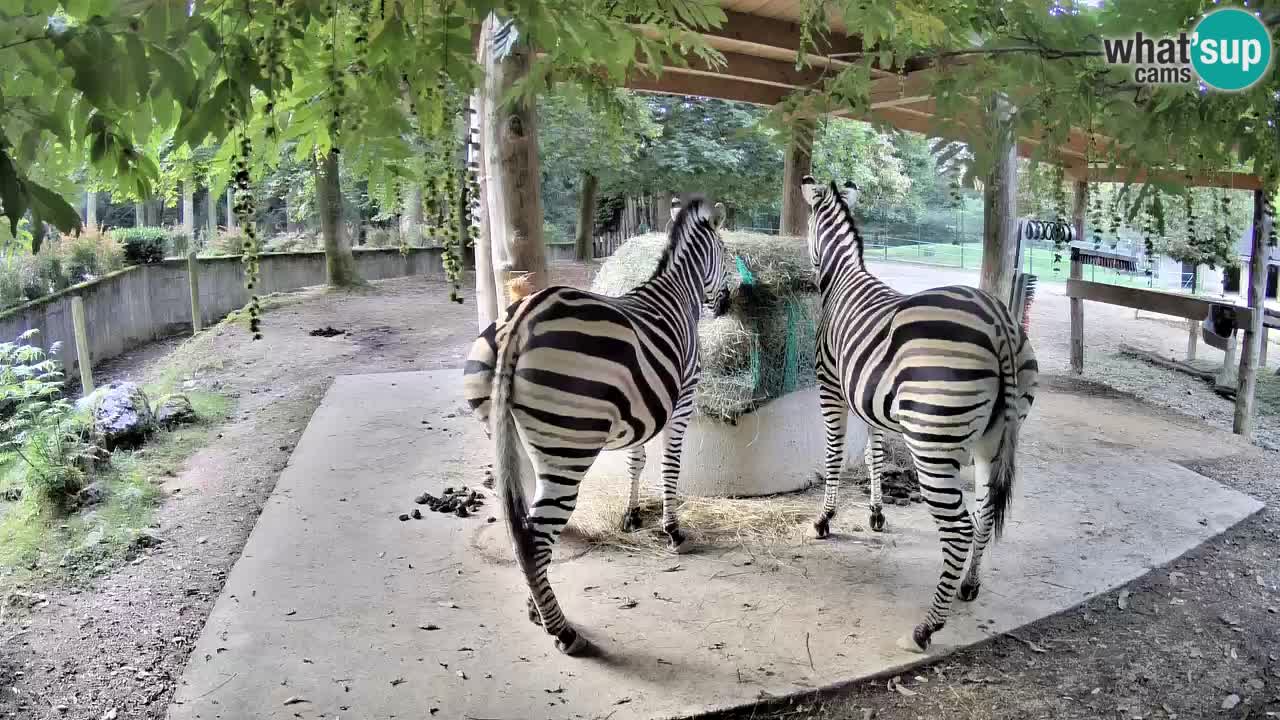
xmin=897 ymin=443 xmax=973 ymax=654
xmin=660 ymin=396 xmax=695 ymax=553
xmin=864 ymin=429 xmax=886 ymax=532
xmin=521 ymin=445 xmax=600 ymax=656
xmin=959 ymin=427 xmax=1003 ymax=602
xmin=620 ymin=446 xmax=646 ymax=532
xmin=813 ymin=378 xmax=848 ymax=539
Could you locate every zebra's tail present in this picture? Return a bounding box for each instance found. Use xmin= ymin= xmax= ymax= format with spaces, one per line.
xmin=989 ymin=331 xmax=1022 ymax=541
xmin=492 ymin=318 xmax=539 ymax=588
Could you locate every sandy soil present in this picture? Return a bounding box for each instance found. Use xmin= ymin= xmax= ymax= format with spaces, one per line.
xmin=2 ymin=260 xmax=1277 ymax=720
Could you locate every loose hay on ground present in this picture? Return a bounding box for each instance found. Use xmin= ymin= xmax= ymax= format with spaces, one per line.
xmin=565 ymin=479 xmax=815 ymax=555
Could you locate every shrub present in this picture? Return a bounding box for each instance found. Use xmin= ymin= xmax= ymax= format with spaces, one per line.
xmin=167 ymin=230 xmax=191 ymax=257
xmin=365 ymin=227 xmax=395 ymax=248
xmin=544 ymin=221 xmax=569 ymax=246
xmin=263 ymin=231 xmax=317 ymax=253
xmin=63 ymin=226 xmax=125 ymax=284
xmin=204 ymin=228 xmax=248 ymax=257
xmin=0 ymin=330 xmax=104 ymax=506
xmin=111 ymin=228 xmax=168 ymax=265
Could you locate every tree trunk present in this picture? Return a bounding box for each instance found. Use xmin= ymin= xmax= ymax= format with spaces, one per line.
xmin=84 ymin=190 xmax=97 ymax=228
xmin=135 ymin=201 xmax=145 ymax=228
xmin=314 ymin=149 xmax=363 ymax=287
xmin=1233 ymin=189 xmax=1272 ymax=436
xmin=226 ymin=189 xmax=236 ymax=229
xmin=780 ymin=119 xmax=815 ymax=237
xmin=480 ymin=14 xmax=547 ymax=292
xmin=469 ymin=90 xmax=499 ymax=328
xmin=979 ymin=94 xmax=1019 ymax=307
xmin=205 ymin=187 xmax=217 ymax=242
xmin=400 ymin=186 xmax=423 ymax=242
xmin=181 ymin=182 xmax=195 ymax=239
xmin=574 ymin=171 xmax=599 ymax=262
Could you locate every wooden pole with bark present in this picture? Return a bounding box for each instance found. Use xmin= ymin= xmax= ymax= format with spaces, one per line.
xmin=574 ymin=171 xmax=599 ymax=262
xmin=979 ymin=95 xmax=1019 ymax=307
xmin=314 ymin=149 xmax=363 ymax=287
xmin=1070 ymin=179 xmax=1087 ymax=375
xmin=1233 ymin=188 xmax=1272 ymax=436
xmin=480 ymin=15 xmax=547 ymax=292
xmin=780 ymin=119 xmax=815 ymax=237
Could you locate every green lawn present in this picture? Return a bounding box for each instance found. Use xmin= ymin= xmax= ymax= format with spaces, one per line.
xmin=867 ymin=239 xmax=1155 ymax=288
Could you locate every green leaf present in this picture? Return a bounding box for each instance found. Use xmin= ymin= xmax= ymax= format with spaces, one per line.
xmin=0 ymin=150 xmax=30 ymax=237
xmin=26 ymin=179 xmax=82 ymax=233
xmin=126 ymin=35 xmax=153 ymax=97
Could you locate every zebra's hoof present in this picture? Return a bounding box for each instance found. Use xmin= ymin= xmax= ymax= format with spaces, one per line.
xmin=813 ymin=516 xmax=831 ymax=539
xmin=526 ymin=596 xmax=543 ymax=626
xmin=666 ymin=529 xmax=693 ymax=554
xmin=555 ymin=627 xmax=591 ymax=656
xmin=621 ymin=507 xmax=642 ymax=533
xmin=895 ymin=623 xmax=933 ymax=654
xmin=869 ymin=507 xmax=886 ymax=533
xmin=958 ymin=580 xmax=981 ymax=602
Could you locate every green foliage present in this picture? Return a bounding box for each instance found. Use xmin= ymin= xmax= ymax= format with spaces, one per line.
xmin=0 ymin=331 xmax=102 ymax=506
xmin=812 ymin=119 xmax=913 ymax=223
xmin=543 ymin=221 xmax=569 ymax=246
xmin=112 ymin=227 xmax=167 ymax=265
xmin=63 ymin=227 xmax=126 ymax=283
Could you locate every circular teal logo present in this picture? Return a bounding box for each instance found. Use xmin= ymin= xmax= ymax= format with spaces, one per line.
xmin=1191 ymin=8 xmax=1273 ymax=92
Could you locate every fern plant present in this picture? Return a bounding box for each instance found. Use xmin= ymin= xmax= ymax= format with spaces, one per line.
xmin=0 ymin=330 xmax=104 ymax=505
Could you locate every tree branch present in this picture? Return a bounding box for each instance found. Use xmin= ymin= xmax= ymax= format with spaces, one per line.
xmin=0 ymin=35 xmax=48 ymax=52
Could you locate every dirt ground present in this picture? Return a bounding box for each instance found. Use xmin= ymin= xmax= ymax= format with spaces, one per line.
xmin=2 ymin=261 xmax=1279 ymax=720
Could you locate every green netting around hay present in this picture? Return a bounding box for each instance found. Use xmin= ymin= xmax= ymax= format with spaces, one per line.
xmin=591 ymin=231 xmax=820 ymax=422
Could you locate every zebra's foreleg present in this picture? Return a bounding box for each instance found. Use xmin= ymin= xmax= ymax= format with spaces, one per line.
xmin=521 ymin=446 xmax=600 ymax=656
xmin=898 ymin=445 xmax=973 ymax=653
xmin=621 ymin=446 xmax=646 ymax=532
xmin=813 ymin=379 xmax=848 ymax=539
xmin=864 ymin=428 xmax=886 ymax=532
xmin=660 ymin=397 xmax=695 ymax=553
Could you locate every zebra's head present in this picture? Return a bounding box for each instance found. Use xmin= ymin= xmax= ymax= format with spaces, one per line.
xmin=800 ymin=175 xmax=862 ymax=269
xmin=668 ymin=196 xmax=731 ymax=317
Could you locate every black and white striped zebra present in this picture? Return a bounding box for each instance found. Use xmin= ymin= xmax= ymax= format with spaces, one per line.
xmin=466 ymin=198 xmax=729 ymax=655
xmin=801 ymin=176 xmax=1038 ymax=653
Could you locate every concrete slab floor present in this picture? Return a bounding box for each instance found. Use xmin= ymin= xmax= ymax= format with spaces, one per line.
xmin=168 ymin=371 xmax=1263 ymax=720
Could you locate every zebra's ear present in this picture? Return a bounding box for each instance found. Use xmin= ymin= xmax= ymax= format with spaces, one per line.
xmin=800 ymin=174 xmax=820 ymax=207
xmin=712 ymin=202 xmax=726 ymax=229
xmin=670 ymin=197 xmax=682 ymax=223
xmin=841 ymin=180 xmax=861 ymax=209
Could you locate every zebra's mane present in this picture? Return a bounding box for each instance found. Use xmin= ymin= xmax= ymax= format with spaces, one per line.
xmin=649 ymin=196 xmax=710 ymax=282
xmin=825 ymin=182 xmax=866 ymax=266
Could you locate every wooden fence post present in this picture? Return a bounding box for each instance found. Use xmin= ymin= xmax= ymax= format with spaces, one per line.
xmin=1069 ymin=178 xmax=1088 ymax=375
xmin=1186 ymin=318 xmax=1199 ymax=362
xmin=188 ymin=249 xmax=203 ymax=334
xmin=71 ymin=296 xmax=94 ymax=394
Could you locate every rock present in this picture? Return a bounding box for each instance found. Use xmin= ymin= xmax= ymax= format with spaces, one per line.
xmin=1221 ymin=693 xmax=1240 ymax=710
xmin=83 ymin=383 xmax=155 ymax=449
xmin=154 ymin=394 xmax=197 ymax=429
xmin=78 ymin=482 xmax=108 ymax=507
xmin=132 ymin=531 xmax=163 ymax=549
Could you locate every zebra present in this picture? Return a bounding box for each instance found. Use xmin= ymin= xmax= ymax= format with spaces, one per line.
xmin=800 ymin=175 xmax=1038 ymax=653
xmin=465 ymin=197 xmax=730 ymax=655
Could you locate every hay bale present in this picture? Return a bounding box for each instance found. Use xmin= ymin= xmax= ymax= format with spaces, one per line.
xmin=591 ymin=231 xmax=819 ymax=421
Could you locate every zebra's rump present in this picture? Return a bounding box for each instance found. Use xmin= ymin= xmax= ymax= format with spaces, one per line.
xmin=831 ymin=285 xmax=1024 ymax=445
xmin=469 ymin=286 xmax=686 ymax=451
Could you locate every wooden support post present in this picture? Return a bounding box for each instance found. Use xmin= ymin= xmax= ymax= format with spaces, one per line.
xmin=979 ymin=95 xmax=1019 ymax=307
xmin=226 ymin=189 xmax=236 ymax=228
xmin=134 ymin=201 xmax=146 ymax=227
xmin=780 ymin=118 xmax=815 ymax=238
xmin=71 ymin=296 xmax=94 ymax=394
xmin=469 ymin=57 xmax=497 ymax=328
xmin=84 ymin=190 xmax=97 ymax=228
xmin=205 ymin=187 xmax=217 ymax=244
xmin=1233 ymin=188 xmax=1271 ymax=435
xmin=1069 ymin=180 xmax=1087 ymax=375
xmin=188 ymin=250 xmax=202 ymax=334
xmin=1219 ymin=331 xmax=1239 ymax=387
xmin=1186 ymin=318 xmax=1199 ymax=362
xmin=480 ymin=14 xmax=547 ymax=294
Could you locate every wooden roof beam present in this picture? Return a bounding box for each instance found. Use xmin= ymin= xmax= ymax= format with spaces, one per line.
xmin=685 ymin=9 xmax=890 ymax=75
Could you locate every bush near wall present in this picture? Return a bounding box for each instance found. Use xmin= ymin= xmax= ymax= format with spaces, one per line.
xmin=111 ymin=228 xmax=168 ymax=265
xmin=0 ymin=227 xmax=127 ymax=311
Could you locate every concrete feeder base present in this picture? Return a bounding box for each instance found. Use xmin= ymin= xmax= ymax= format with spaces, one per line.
xmin=587 ymin=387 xmax=869 ymax=497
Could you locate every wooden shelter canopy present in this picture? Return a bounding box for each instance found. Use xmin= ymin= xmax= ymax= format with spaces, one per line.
xmin=628 ymin=0 xmax=1261 ymax=191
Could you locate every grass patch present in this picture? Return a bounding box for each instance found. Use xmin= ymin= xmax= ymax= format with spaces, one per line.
xmin=1255 ymin=366 xmax=1280 ymax=417
xmin=868 ymin=240 xmax=1153 ymax=288
xmin=0 ymin=390 xmax=233 ymax=594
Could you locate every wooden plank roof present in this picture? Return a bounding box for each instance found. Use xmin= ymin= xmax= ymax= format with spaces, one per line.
xmin=629 ymin=3 xmax=1261 ymax=191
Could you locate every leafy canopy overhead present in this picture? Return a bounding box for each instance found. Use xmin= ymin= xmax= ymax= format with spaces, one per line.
xmin=0 ymin=0 xmax=728 ymax=236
